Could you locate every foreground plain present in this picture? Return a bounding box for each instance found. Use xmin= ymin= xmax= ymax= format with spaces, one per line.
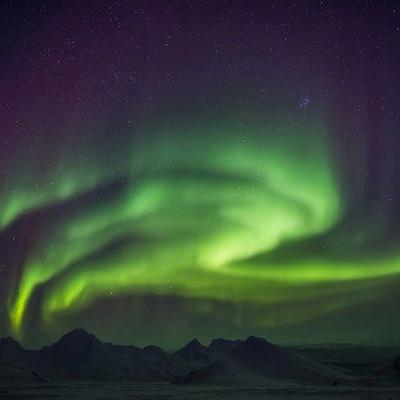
xmin=1 ymin=382 xmax=400 ymax=400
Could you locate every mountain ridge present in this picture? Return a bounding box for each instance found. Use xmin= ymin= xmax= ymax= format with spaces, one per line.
xmin=0 ymin=329 xmax=397 ymax=385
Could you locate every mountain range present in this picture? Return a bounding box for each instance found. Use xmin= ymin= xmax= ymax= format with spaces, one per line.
xmin=0 ymin=329 xmax=398 ymax=386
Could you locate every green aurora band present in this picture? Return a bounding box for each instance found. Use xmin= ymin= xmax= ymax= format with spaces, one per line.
xmin=3 ymin=114 xmax=399 ymax=341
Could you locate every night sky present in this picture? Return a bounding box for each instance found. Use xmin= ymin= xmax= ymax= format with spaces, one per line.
xmin=0 ymin=0 xmax=400 ymax=348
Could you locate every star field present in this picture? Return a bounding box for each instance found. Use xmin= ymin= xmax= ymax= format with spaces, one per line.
xmin=0 ymin=0 xmax=399 ymax=348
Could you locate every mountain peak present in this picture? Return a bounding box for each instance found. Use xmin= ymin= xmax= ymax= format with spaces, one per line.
xmin=63 ymin=328 xmax=93 ymax=337
xmin=243 ymin=336 xmax=272 ymax=347
xmin=208 ymin=338 xmax=242 ymax=354
xmin=43 ymin=328 xmax=101 ymax=360
xmin=185 ymin=338 xmax=203 ymax=349
xmin=57 ymin=328 xmax=98 ymax=344
xmin=0 ymin=336 xmax=24 ymax=356
xmin=176 ymin=338 xmax=206 ymax=353
xmin=0 ymin=336 xmax=26 ymax=366
xmin=142 ymin=345 xmax=165 ymax=359
xmin=175 ymin=338 xmax=209 ymax=362
xmin=231 ymin=336 xmax=277 ymax=359
xmin=245 ymin=335 xmax=266 ymax=342
xmin=0 ymin=336 xmax=22 ymax=348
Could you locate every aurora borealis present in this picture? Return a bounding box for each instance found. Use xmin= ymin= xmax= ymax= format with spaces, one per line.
xmin=1 ymin=1 xmax=400 ymax=348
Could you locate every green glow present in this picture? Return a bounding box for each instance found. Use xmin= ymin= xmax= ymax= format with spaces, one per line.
xmin=6 ymin=114 xmax=397 ymax=339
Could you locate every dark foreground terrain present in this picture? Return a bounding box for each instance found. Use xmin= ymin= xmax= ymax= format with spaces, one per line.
xmin=0 ymin=330 xmax=399 ymax=399
xmin=1 ymin=382 xmax=400 ymax=400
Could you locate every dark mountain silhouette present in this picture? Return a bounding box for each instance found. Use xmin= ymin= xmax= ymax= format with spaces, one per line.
xmin=0 ymin=337 xmax=26 ymax=364
xmin=40 ymin=329 xmax=175 ymax=380
xmin=0 ymin=329 xmax=174 ymax=381
xmin=208 ymin=338 xmax=242 ymax=355
xmin=0 ymin=329 xmax=383 ymax=386
xmin=174 ymin=338 xmax=210 ymax=363
xmin=0 ymin=337 xmax=49 ymax=382
xmin=229 ymin=336 xmax=351 ymax=384
xmin=174 ymin=336 xmax=354 ymax=386
xmin=142 ymin=345 xmax=166 ymax=360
